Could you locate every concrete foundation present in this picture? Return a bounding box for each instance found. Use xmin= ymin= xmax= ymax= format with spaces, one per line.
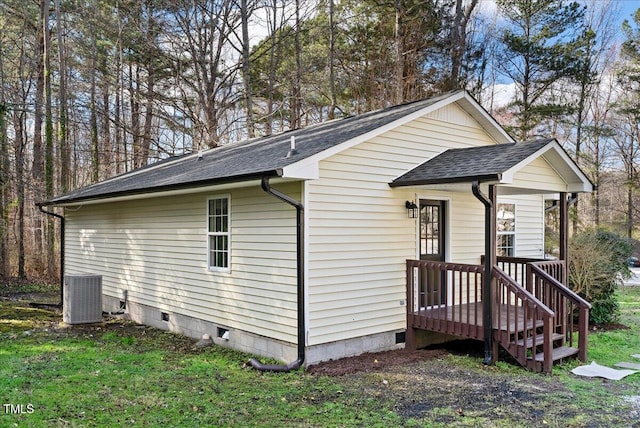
xmin=103 ymin=295 xmax=297 ymax=363
xmin=104 ymin=294 xmax=407 ymax=368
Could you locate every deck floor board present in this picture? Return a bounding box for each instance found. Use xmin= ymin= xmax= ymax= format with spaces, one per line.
xmin=409 ymin=302 xmax=543 ymax=338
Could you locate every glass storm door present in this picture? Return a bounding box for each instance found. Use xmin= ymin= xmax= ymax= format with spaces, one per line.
xmin=419 ymin=200 xmax=446 ymax=306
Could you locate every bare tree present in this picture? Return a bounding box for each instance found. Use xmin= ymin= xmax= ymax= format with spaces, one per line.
xmin=0 ymin=49 xmax=9 ymax=276
xmin=55 ymin=0 xmax=69 ymax=193
xmin=445 ymin=0 xmax=478 ymax=91
xmin=169 ymin=0 xmax=242 ymax=149
xmin=240 ymin=0 xmax=255 ymax=138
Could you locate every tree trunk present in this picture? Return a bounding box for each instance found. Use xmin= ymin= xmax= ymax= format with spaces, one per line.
xmin=33 ymin=1 xmax=46 ymax=186
xmin=43 ymin=0 xmax=56 ymax=278
xmin=130 ymin=61 xmax=140 ymax=170
xmin=291 ymin=0 xmax=301 ymax=129
xmin=241 ymin=0 xmax=254 ymax=138
xmin=31 ymin=1 xmax=47 ymax=273
xmin=0 ymin=102 xmax=9 ymax=277
xmin=265 ymin=0 xmax=279 ymax=136
xmin=628 ymin=186 xmax=633 ymax=238
xmin=394 ymin=0 xmax=404 ymax=104
xmin=448 ymin=0 xmax=478 ymax=91
xmin=115 ymin=68 xmax=122 ymax=175
xmin=328 ymin=0 xmax=337 ymax=120
xmin=101 ymin=45 xmax=111 ymax=176
xmin=55 ymin=0 xmax=69 ymax=194
xmin=12 ymin=110 xmax=26 ymax=278
xmin=90 ymin=38 xmax=99 ymax=182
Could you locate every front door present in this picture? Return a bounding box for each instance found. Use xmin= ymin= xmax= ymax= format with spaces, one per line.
xmin=419 ymin=200 xmax=446 ymax=306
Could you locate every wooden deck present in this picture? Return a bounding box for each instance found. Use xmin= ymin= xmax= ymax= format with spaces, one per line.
xmin=409 ymin=302 xmax=544 ymax=337
xmin=406 ymin=258 xmax=591 ymax=373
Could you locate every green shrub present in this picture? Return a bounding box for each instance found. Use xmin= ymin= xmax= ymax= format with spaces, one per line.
xmin=568 ymin=229 xmax=633 ymax=325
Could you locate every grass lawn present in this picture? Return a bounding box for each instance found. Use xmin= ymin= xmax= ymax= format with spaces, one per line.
xmin=1 ymin=283 xmax=639 ymax=427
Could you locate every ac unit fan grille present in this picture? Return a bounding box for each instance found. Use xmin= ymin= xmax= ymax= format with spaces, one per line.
xmin=63 ymin=275 xmax=102 ymax=324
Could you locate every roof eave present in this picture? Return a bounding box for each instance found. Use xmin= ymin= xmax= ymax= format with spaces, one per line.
xmin=40 ymin=170 xmax=283 ymax=207
xmin=389 ymin=173 xmax=502 ymax=188
xmin=501 ymin=140 xmax=594 ymax=193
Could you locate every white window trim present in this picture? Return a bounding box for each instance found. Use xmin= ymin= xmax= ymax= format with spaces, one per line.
xmin=497 ymin=200 xmax=517 ymax=257
xmin=207 ymin=194 xmax=231 ymax=272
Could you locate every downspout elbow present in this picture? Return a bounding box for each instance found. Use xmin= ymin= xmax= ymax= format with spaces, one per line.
xmin=247 ymin=357 xmax=303 ymax=373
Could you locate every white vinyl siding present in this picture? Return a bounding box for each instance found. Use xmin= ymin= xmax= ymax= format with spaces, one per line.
xmin=499 ymin=194 xmax=545 ymax=258
xmin=306 ymin=103 xmax=495 ymax=346
xmin=65 ymin=183 xmax=300 ymax=343
xmin=508 ymin=157 xmax=569 ymax=192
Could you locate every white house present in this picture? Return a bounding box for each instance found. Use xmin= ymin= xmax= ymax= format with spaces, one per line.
xmin=41 ymin=91 xmax=593 ymax=372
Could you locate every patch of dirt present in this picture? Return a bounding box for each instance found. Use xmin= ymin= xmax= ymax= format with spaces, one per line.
xmin=590 ymin=322 xmax=630 ymax=332
xmin=309 ymin=339 xmax=637 ymax=426
xmin=308 ymin=348 xmax=449 ymax=376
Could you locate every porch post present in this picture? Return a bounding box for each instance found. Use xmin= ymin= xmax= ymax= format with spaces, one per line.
xmin=472 ymin=181 xmax=496 ymax=365
xmin=559 ymin=192 xmax=568 ymax=285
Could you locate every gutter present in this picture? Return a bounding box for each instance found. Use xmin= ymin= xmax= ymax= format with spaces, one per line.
xmin=471 ymin=180 xmax=494 ymax=366
xmin=248 ymin=176 xmax=305 ymax=372
xmin=44 ymin=171 xmax=282 ymax=207
xmin=35 ymin=204 xmax=65 ymax=308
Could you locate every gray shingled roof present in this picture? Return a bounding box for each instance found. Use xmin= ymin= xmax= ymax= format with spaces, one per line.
xmin=45 ymin=92 xmax=460 ymax=205
xmin=390 ymin=139 xmax=554 ymax=187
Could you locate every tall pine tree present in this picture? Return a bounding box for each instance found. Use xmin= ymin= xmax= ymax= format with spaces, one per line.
xmin=496 ymin=0 xmax=587 ymax=140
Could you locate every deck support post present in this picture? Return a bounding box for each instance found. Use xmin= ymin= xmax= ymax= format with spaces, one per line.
xmin=472 ymin=181 xmax=496 ymax=366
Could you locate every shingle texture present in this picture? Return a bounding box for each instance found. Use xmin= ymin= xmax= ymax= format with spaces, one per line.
xmin=390 ymin=139 xmax=554 ymax=187
xmin=46 ymin=92 xmax=458 ymax=204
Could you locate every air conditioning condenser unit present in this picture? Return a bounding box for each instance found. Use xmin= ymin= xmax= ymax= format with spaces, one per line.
xmin=63 ymin=275 xmax=102 ymax=324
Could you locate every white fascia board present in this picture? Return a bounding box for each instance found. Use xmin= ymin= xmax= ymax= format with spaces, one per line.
xmin=280 ymin=161 xmax=319 ymax=180
xmin=282 ymin=91 xmax=513 ymax=179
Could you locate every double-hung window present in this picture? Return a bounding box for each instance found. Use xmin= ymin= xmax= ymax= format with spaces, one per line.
xmin=207 ymin=196 xmax=230 ymax=271
xmin=497 ymin=203 xmax=516 ymax=257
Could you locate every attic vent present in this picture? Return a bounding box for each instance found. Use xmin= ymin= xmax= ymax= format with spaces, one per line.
xmin=286 ymin=135 xmax=298 ymax=158
xmin=63 ymin=275 xmax=102 ymax=324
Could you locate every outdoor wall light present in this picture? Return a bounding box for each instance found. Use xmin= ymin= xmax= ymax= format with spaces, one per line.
xmin=405 ymin=201 xmax=418 ymax=218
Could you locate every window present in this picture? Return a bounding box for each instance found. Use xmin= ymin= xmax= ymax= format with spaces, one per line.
xmin=497 ymin=203 xmax=515 ymax=257
xmin=207 ymin=196 xmax=230 ymax=270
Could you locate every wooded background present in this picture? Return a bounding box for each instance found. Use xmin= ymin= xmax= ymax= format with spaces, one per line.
xmin=1 ymin=0 xmax=639 ymax=280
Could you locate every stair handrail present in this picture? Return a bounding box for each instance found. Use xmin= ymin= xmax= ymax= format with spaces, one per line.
xmin=528 ymin=263 xmax=591 ymax=362
xmin=528 ymin=263 xmax=592 ymax=309
xmin=493 ymin=266 xmax=555 ymax=372
xmin=494 ymin=266 xmax=554 ymax=318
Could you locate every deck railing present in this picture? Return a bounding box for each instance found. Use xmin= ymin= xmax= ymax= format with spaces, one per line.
xmin=495 ymin=256 xmax=566 ymax=288
xmin=406 ymin=260 xmax=484 ymax=339
xmin=493 ymin=266 xmax=555 ymax=372
xmin=527 ymin=263 xmax=591 ymax=362
xmin=406 ymin=256 xmax=590 ymax=372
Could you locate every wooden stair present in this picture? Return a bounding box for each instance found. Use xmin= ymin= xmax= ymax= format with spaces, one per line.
xmin=517 ymin=332 xmax=563 ymax=348
xmin=493 ymin=265 xmax=590 ymax=374
xmin=498 ymin=325 xmax=581 ymax=373
xmin=533 ymin=345 xmax=579 ymax=363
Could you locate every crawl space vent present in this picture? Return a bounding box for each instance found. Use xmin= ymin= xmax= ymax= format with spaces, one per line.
xmin=63 ymin=275 xmax=103 ymax=324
